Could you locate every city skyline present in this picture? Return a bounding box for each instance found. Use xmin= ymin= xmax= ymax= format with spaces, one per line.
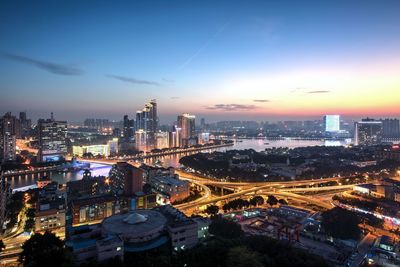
xmin=1 ymin=1 xmax=400 ymax=122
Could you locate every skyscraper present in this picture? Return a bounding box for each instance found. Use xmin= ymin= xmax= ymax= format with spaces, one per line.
xmin=324 ymin=115 xmax=340 ymax=132
xmin=177 ymin=113 xmax=196 ymax=146
xmin=381 ymin=118 xmax=400 ymax=138
xmin=0 ymin=112 xmax=19 ymax=163
xmin=37 ymin=115 xmax=68 ymax=162
xmin=168 ymin=126 xmax=182 ymax=148
xmin=122 ymin=115 xmax=134 ymax=142
xmin=354 ymin=119 xmax=383 ymax=146
xmin=135 ymin=100 xmax=158 ymax=151
xmin=19 ymin=111 xmax=31 ymax=138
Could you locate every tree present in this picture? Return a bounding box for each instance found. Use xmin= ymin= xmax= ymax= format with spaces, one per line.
xmin=226 ymin=246 xmax=263 ymax=267
xmin=321 ymin=207 xmax=361 ymax=240
xmin=249 ymin=196 xmax=264 ymax=207
xmin=204 ymin=205 xmax=219 ymax=216
xmin=24 ymin=218 xmax=35 ymax=232
xmin=267 ymin=195 xmax=278 ymax=207
xmin=209 ymin=217 xmax=243 ymax=239
xmin=26 ymin=208 xmax=35 ymax=218
xmin=0 ymin=239 xmax=5 ymax=252
xmin=19 ymin=231 xmax=73 ymax=267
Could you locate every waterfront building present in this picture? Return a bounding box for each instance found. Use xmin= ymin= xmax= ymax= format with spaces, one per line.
xmin=135 ymin=129 xmax=147 ymax=152
xmin=177 ymin=113 xmax=196 ymax=147
xmin=107 ymin=138 xmax=119 ymax=155
xmin=324 ymin=115 xmax=340 ymax=132
xmin=37 ymin=114 xmax=68 ymax=162
xmin=156 ymin=131 xmax=169 ymax=149
xmin=0 ymin=112 xmax=19 ymax=162
xmin=67 ymin=170 xmax=110 ymax=199
xmin=354 ymin=119 xmax=383 ymax=146
xmin=135 ymin=100 xmax=158 ymax=151
xmin=168 ymin=126 xmax=182 ymax=148
xmin=198 ymin=132 xmax=210 ymax=145
xmin=72 ymin=144 xmax=110 ymax=157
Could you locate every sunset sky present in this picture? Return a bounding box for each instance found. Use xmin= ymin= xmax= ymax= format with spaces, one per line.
xmin=1 ymin=0 xmax=400 ymax=123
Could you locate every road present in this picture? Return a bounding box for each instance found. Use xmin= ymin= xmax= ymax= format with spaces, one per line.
xmin=350 ymin=233 xmax=376 ymax=267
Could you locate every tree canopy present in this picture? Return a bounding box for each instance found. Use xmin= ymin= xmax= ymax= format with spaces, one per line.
xmin=209 ymin=217 xmax=244 ymax=239
xmin=19 ymin=231 xmax=73 ymax=267
xmin=321 ymin=207 xmax=361 ymax=240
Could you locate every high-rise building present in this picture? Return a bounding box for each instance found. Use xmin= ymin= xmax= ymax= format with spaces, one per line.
xmin=0 ymin=112 xmax=19 ymax=163
xmin=354 ymin=119 xmax=383 ymax=145
xmin=156 ymin=131 xmax=169 ymax=149
xmin=168 ymin=126 xmax=182 ymax=148
xmin=324 ymin=115 xmax=340 ymax=132
xmin=380 ymin=118 xmax=400 ymax=138
xmin=19 ymin=111 xmax=31 ymax=138
xmin=200 ymin=118 xmax=206 ymax=129
xmin=135 ymin=100 xmax=158 ymax=151
xmin=177 ymin=113 xmax=196 ymax=146
xmin=116 ymin=162 xmax=144 ymax=196
xmin=0 ymin=173 xmax=11 ymax=229
xmin=122 ymin=115 xmax=134 ymax=141
xmin=37 ymin=115 xmax=68 ymax=162
xmin=135 ymin=129 xmax=147 ymax=152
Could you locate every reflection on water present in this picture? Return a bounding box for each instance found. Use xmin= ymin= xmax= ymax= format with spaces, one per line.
xmin=11 ymin=138 xmax=349 ymax=189
xmin=9 ymin=163 xmax=113 ymax=189
xmin=146 ymin=138 xmax=349 ymax=168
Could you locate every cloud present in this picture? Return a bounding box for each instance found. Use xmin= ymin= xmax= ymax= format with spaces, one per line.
xmin=253 ymin=99 xmax=270 ymax=103
xmin=290 ymin=87 xmax=305 ymax=93
xmin=106 ymin=74 xmax=160 ymax=86
xmin=307 ymin=90 xmax=331 ymax=94
xmin=3 ymin=53 xmax=84 ymax=75
xmin=205 ymin=104 xmax=257 ymax=112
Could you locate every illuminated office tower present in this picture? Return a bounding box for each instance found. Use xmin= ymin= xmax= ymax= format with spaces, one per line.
xmin=135 ymin=129 xmax=147 ymax=152
xmin=324 ymin=115 xmax=340 ymax=132
xmin=177 ymin=113 xmax=196 ymax=146
xmin=37 ymin=114 xmax=68 ymax=162
xmin=168 ymin=126 xmax=182 ymax=148
xmin=135 ymin=100 xmax=158 ymax=151
xmin=354 ymin=119 xmax=383 ymax=146
xmin=122 ymin=115 xmax=134 ymax=142
xmin=156 ymin=131 xmax=169 ymax=149
xmin=0 ymin=112 xmax=19 ymax=163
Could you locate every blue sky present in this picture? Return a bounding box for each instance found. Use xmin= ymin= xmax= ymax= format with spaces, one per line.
xmin=1 ymin=0 xmax=400 ymax=123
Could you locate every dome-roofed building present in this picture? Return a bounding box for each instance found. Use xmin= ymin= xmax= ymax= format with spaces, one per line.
xmin=101 ymin=210 xmax=167 ymax=244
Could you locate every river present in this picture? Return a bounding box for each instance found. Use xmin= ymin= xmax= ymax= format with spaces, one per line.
xmin=10 ymin=138 xmax=350 ymax=189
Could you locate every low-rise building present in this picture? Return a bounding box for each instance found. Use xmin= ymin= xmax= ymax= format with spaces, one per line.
xmin=35 ymin=198 xmax=66 ymax=232
xmin=149 ymin=175 xmax=190 ymax=203
xmin=71 ymin=195 xmax=121 ymax=225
